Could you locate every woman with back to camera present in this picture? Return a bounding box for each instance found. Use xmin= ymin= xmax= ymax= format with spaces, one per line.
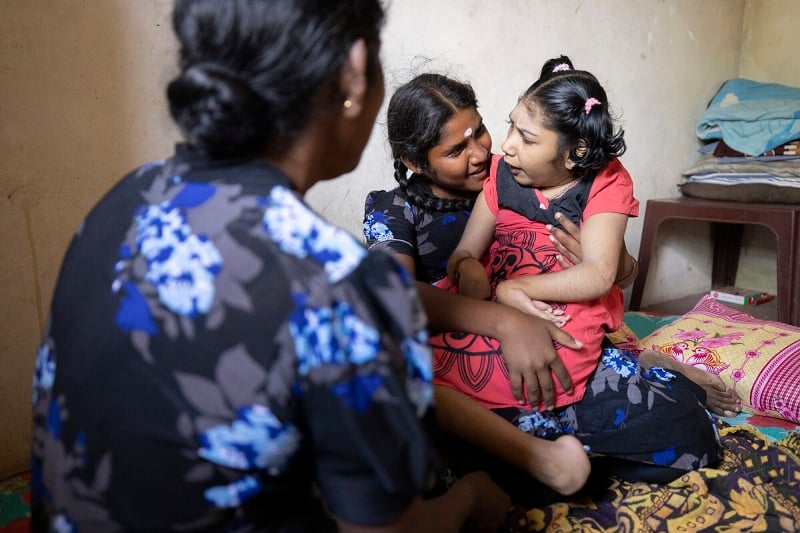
xmin=30 ymin=1 xmax=519 ymax=531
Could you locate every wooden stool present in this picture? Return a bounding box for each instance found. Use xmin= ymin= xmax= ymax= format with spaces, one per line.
xmin=629 ymin=197 xmax=800 ymax=326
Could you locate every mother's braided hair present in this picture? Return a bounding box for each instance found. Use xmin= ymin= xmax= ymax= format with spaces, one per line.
xmin=393 ymin=160 xmax=476 ymax=212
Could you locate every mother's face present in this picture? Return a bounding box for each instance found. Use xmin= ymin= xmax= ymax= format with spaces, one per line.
xmin=424 ymin=107 xmax=492 ymax=200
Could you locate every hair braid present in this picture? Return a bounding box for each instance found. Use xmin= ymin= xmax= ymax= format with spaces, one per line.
xmin=393 ymin=159 xmax=476 ymax=212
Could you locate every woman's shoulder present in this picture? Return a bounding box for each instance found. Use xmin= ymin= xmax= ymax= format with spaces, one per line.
xmin=597 ymin=158 xmax=632 ymax=183
xmin=365 ymin=187 xmax=415 ymax=221
xmin=584 ymin=158 xmax=638 ymax=216
xmin=366 ymin=186 xmax=405 ymax=206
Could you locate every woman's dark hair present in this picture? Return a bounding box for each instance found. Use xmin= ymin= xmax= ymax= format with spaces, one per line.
xmin=522 ymin=55 xmax=626 ymax=181
xmin=387 ymin=73 xmax=478 ymax=212
xmin=167 ymin=0 xmax=385 ymax=159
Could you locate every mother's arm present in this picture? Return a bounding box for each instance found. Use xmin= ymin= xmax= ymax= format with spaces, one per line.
xmin=391 ymin=254 xmax=590 ymax=494
xmin=394 ymin=253 xmax=582 ymax=408
xmin=415 ymin=281 xmax=580 ymax=408
xmin=391 ymin=253 xmax=580 ymax=407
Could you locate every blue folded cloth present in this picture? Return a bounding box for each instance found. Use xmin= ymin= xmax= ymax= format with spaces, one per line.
xmin=697 ymin=78 xmax=800 ymax=156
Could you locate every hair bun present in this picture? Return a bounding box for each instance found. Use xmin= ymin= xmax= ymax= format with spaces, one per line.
xmin=167 ymin=63 xmax=270 ymax=158
xmin=539 ymin=55 xmax=574 ymax=81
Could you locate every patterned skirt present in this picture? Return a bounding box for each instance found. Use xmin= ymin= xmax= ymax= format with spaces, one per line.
xmin=439 ymin=346 xmax=723 ymax=505
xmin=499 ymin=347 xmax=721 ymax=468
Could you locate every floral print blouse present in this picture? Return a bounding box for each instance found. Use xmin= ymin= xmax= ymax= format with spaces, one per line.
xmin=31 ymin=144 xmax=438 ymax=531
xmin=363 ymin=187 xmax=471 ymax=284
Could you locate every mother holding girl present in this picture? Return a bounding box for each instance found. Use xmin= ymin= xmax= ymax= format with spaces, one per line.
xmin=364 ymin=57 xmax=733 ymax=503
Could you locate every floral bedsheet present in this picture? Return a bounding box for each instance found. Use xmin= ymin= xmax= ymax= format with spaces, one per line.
xmin=503 ymin=412 xmax=800 ymax=531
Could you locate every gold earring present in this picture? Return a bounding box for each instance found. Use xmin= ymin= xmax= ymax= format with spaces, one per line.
xmin=343 ymin=99 xmax=353 ymax=109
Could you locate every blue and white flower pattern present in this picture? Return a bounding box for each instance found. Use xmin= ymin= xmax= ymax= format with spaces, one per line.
xmin=291 ymin=292 xmax=380 ymax=376
xmin=33 ymin=343 xmax=56 ymax=403
xmin=132 ymin=197 xmax=222 ymax=317
xmin=204 ymin=475 xmax=262 ymax=508
xmin=642 ymin=365 xmax=677 ymax=383
xmin=199 ymin=404 xmax=300 ymax=475
xmin=51 ymin=513 xmax=77 ymax=533
xmin=403 ymin=333 xmax=434 ymax=416
xmin=363 ymin=211 xmax=394 ymax=243
xmin=602 ymin=348 xmax=638 ymax=378
xmin=516 ymin=410 xmax=568 ymax=439
xmin=263 ymin=186 xmax=365 ymax=283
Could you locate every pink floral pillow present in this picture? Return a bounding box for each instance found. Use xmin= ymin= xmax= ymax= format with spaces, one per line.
xmin=638 ymin=295 xmax=800 ymax=424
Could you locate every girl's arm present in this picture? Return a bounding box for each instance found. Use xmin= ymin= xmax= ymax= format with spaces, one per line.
xmin=446 ymin=192 xmax=496 ymax=300
xmin=496 ymin=212 xmax=628 ymax=306
xmin=548 ymin=211 xmax=638 ymax=289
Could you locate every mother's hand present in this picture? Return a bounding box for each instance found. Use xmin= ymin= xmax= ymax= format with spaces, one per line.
xmin=547 ymin=212 xmax=584 ymax=268
xmin=414 ymin=281 xmax=581 ymax=410
xmin=494 ymin=305 xmax=581 ymax=409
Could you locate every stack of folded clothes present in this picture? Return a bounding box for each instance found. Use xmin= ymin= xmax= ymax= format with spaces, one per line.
xmin=680 ymin=78 xmax=800 ymax=204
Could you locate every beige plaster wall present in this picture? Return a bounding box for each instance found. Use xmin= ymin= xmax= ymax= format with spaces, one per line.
xmin=643 ymin=0 xmax=799 ymax=304
xmin=731 ymin=0 xmax=800 ymax=295
xmin=0 ymin=0 xmax=754 ymax=478
xmin=1 ymin=0 xmax=181 ymax=478
xmin=315 ymin=0 xmax=746 ymax=303
xmin=741 ymin=0 xmax=799 ymax=87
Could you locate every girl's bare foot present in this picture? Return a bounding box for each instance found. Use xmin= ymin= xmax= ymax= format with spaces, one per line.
xmin=527 ymin=434 xmax=590 ymax=495
xmin=638 ymin=350 xmax=742 ymax=417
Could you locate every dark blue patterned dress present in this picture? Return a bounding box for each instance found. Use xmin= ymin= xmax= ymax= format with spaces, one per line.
xmin=364 ymin=185 xmax=471 ymax=284
xmin=31 ymin=144 xmax=440 ymax=531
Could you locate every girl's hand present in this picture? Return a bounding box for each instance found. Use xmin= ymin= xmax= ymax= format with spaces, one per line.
xmin=495 ymin=281 xmax=570 ymax=327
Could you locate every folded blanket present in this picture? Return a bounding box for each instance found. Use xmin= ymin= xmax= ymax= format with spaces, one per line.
xmin=714 ymin=138 xmax=799 ymax=157
xmin=696 ymin=78 xmax=800 ymax=156
xmin=683 ymin=152 xmax=800 ymax=178
xmin=684 ymin=173 xmax=800 ymax=188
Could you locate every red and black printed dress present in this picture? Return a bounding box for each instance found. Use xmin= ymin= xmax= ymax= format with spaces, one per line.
xmin=431 ymin=155 xmax=722 ymax=474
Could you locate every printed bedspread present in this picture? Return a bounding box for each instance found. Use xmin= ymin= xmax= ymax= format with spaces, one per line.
xmin=504 ymin=419 xmax=800 ymax=532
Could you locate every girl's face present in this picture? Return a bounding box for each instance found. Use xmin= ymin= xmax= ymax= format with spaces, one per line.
xmin=500 ymin=101 xmax=574 ymax=190
xmin=422 ymin=107 xmax=492 ymax=200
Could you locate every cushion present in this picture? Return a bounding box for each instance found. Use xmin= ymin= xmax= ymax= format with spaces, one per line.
xmin=639 ymin=295 xmax=800 ymax=424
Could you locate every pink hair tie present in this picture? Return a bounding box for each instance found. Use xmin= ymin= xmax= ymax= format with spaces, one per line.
xmin=584 ymin=97 xmax=601 ymax=114
xmin=553 ymin=63 xmax=571 ymax=72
